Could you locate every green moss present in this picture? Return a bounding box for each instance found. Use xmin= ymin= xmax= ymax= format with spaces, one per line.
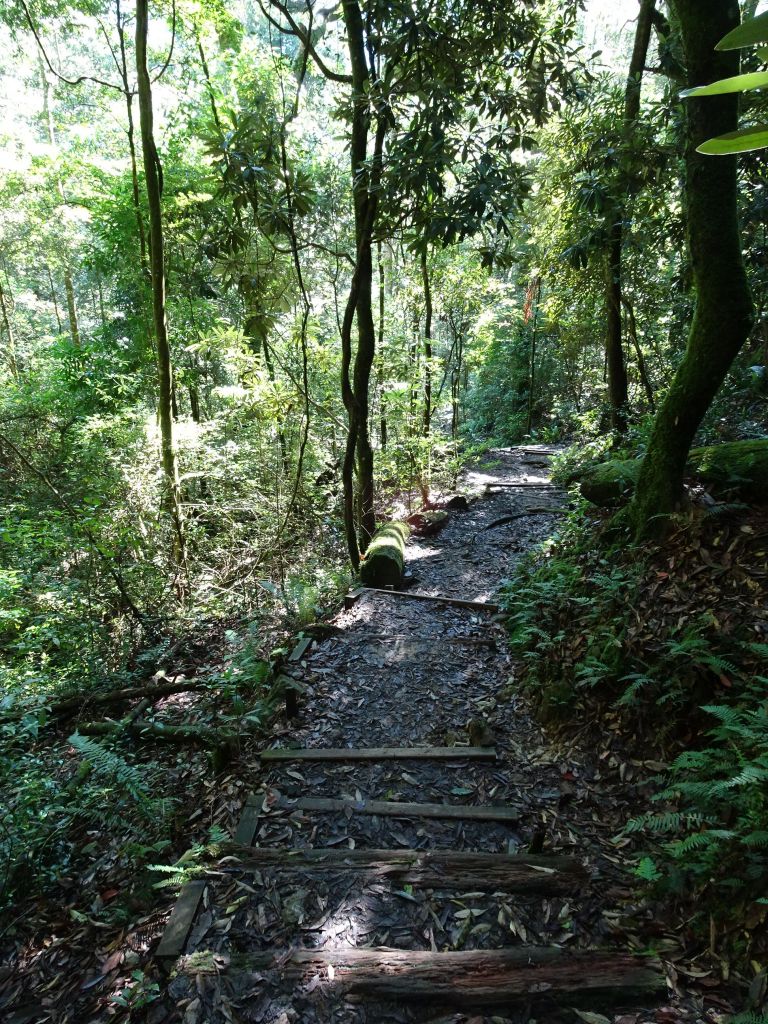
xmin=359 ymin=522 xmax=410 ymax=587
xmin=579 ymin=459 xmax=641 ymax=507
xmin=688 ymin=439 xmax=768 ymax=502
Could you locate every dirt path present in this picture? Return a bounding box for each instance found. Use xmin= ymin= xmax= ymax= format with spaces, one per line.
xmin=158 ymin=449 xmax=694 ymax=1024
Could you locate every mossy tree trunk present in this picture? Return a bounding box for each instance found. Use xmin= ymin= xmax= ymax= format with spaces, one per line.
xmin=630 ymin=0 xmax=753 ymax=537
xmin=136 ymin=0 xmax=186 ymax=567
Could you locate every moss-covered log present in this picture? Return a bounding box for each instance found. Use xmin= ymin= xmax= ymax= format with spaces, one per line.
xmin=359 ymin=521 xmax=410 ymax=587
xmin=688 ymin=439 xmax=768 ymax=502
xmin=579 ymin=460 xmax=641 ymax=506
xmin=577 ymin=440 xmax=768 ymax=507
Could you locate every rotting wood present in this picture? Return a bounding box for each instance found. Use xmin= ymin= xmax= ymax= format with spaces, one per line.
xmin=155 ymin=880 xmax=206 ymax=961
xmin=233 ymin=793 xmax=261 ymax=846
xmin=260 ymin=745 xmax=497 ymax=762
xmin=223 ymin=847 xmax=587 ymax=893
xmin=344 ymin=587 xmax=499 ymax=613
xmin=288 ymin=636 xmax=312 ymax=662
xmin=214 ymin=948 xmax=665 ymax=1005
xmin=1 ymin=679 xmax=204 ymax=721
xmin=279 ymin=793 xmax=520 ymax=823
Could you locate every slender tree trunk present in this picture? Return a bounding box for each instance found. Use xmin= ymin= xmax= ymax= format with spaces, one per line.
xmin=420 ymin=247 xmax=432 ymax=436
xmin=377 ymin=240 xmax=387 ymax=450
xmin=604 ymin=0 xmax=656 ymax=434
xmin=136 ymin=0 xmax=185 ymax=566
xmin=39 ymin=63 xmax=81 ymax=349
xmin=339 ymin=0 xmax=382 ymax=563
xmin=621 ymin=294 xmax=655 ymax=411
xmin=116 ymin=0 xmax=147 ymax=266
xmin=0 ymin=280 xmax=18 ymax=377
xmin=46 ymin=266 xmax=62 ymax=332
xmin=630 ymin=0 xmax=752 ymax=536
xmin=525 ymin=278 xmax=541 ymax=436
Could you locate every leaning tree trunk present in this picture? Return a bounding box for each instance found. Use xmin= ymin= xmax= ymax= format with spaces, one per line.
xmin=629 ymin=0 xmax=752 ymax=537
xmin=136 ymin=0 xmax=186 ymax=567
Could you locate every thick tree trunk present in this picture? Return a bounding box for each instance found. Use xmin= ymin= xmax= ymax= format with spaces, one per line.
xmin=136 ymin=0 xmax=186 ymax=566
xmin=630 ymin=0 xmax=752 ymax=536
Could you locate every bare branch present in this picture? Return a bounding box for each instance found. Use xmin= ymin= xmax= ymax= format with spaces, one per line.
xmin=258 ymin=0 xmax=352 ymax=84
xmin=19 ymin=0 xmax=123 ymax=92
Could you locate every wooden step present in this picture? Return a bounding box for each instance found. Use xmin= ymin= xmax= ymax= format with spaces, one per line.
xmin=214 ymin=947 xmax=665 ymax=1005
xmin=484 ymin=481 xmax=558 ymax=489
xmin=260 ymin=745 xmax=496 ymax=763
xmin=225 ymin=846 xmax=587 ymax=894
xmin=344 ymin=587 xmax=499 ymax=613
xmin=277 ymin=792 xmax=520 ymax=823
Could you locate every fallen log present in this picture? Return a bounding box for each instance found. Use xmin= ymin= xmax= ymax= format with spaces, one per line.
xmin=0 ymin=679 xmax=205 ymax=722
xmin=218 ymin=948 xmax=665 ymax=1005
xmin=224 ymin=847 xmax=587 ymax=894
xmin=279 ymin=792 xmax=520 ymax=823
xmin=359 ymin=521 xmax=410 ymax=587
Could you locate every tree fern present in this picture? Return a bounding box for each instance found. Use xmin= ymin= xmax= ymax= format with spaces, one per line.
xmin=69 ymin=732 xmax=153 ymax=813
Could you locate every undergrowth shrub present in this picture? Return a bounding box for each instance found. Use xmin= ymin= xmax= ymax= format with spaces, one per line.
xmin=500 ymin=504 xmax=768 ymax=936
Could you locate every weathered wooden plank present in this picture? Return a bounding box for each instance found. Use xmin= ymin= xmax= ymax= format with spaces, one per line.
xmin=345 ymin=587 xmax=499 ymax=614
xmin=281 ymin=793 xmax=519 ymax=823
xmin=225 ymin=847 xmax=587 ymax=894
xmin=155 ymin=880 xmax=206 ymax=961
xmin=260 ymin=745 xmax=497 ymax=763
xmin=484 ymin=482 xmax=559 ymax=489
xmin=224 ymin=948 xmax=666 ymax=1005
xmin=288 ymin=636 xmax=312 ymax=662
xmin=233 ymin=793 xmax=261 ymax=847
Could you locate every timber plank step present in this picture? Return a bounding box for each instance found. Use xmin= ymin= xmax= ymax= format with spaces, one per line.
xmin=344 ymin=587 xmax=499 ymax=613
xmin=155 ymin=880 xmax=206 ymax=961
xmin=276 ymin=792 xmax=520 ymax=823
xmin=223 ymin=846 xmax=587 ymax=894
xmin=200 ymin=948 xmax=665 ymax=1005
xmin=260 ymin=745 xmax=497 ymax=762
xmin=484 ymin=481 xmax=561 ymax=489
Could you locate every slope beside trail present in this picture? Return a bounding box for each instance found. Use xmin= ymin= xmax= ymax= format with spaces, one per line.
xmin=157 ymin=448 xmax=706 ymax=1024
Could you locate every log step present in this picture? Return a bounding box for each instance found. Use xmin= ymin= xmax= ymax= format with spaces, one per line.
xmin=212 ymin=948 xmax=666 ymax=1005
xmin=260 ymin=745 xmax=496 ymax=762
xmin=224 ymin=846 xmax=587 ymax=894
xmin=276 ymin=792 xmax=520 ymax=823
xmin=344 ymin=587 xmax=499 ymax=613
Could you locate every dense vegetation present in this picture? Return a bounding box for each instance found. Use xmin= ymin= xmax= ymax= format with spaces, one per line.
xmin=1 ymin=0 xmax=767 ymax=1013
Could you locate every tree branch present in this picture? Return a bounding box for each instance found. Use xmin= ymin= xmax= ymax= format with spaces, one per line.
xmin=258 ymin=0 xmax=352 ymax=83
xmin=20 ymin=0 xmax=123 ymax=92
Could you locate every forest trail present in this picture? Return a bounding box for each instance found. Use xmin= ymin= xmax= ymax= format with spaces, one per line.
xmin=158 ymin=449 xmax=673 ymax=1024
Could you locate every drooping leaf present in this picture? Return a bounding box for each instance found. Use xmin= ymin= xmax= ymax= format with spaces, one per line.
xmin=696 ymin=124 xmax=768 ymax=155
xmin=716 ymin=11 xmax=768 ymax=51
xmin=680 ymin=71 xmax=768 ymax=98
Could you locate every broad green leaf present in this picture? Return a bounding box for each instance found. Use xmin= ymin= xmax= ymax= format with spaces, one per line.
xmin=680 ymin=71 xmax=768 ymax=98
xmin=758 ymin=46 xmax=768 ymax=61
xmin=716 ymin=12 xmax=768 ymax=51
xmin=697 ymin=124 xmax=768 ymax=155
